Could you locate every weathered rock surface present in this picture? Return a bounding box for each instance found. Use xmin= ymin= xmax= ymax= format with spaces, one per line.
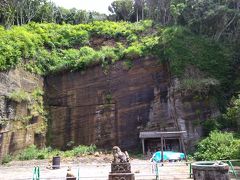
xmin=45 ymin=57 xmax=218 ymax=151
xmin=0 ymin=58 xmax=222 ymax=160
xmin=0 ymin=69 xmax=44 ymax=160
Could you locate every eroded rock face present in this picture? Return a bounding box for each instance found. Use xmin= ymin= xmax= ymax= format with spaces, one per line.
xmin=169 ymin=78 xmax=220 ymax=150
xmin=45 ymin=57 xmax=219 ymax=151
xmin=0 ymin=69 xmax=44 ymax=160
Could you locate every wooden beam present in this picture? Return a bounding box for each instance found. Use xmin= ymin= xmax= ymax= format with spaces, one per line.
xmin=180 ymin=135 xmax=187 ymax=161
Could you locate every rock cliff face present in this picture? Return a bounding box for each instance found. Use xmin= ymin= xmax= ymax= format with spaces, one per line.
xmin=0 ymin=69 xmax=44 ymax=160
xmin=45 ymin=57 xmax=218 ymax=151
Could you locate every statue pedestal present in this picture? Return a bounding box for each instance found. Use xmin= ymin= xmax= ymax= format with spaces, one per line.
xmin=109 ymin=162 xmax=135 ymax=180
xmin=109 ymin=173 xmax=135 ymax=180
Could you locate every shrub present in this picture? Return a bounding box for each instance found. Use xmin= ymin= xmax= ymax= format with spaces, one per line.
xmin=29 ymin=88 xmax=46 ymax=117
xmin=157 ymin=26 xmax=232 ymax=83
xmin=36 ymin=153 xmax=46 ymax=160
xmin=224 ymin=94 xmax=240 ymax=130
xmin=65 ymin=144 xmax=97 ymax=157
xmin=15 ymin=144 xmax=98 ymax=160
xmin=7 ymin=90 xmax=30 ymax=103
xmin=202 ymin=118 xmax=220 ymax=135
xmin=17 ymin=145 xmax=39 ymax=160
xmin=17 ymin=145 xmax=60 ymax=160
xmin=0 ymin=20 xmax=155 ymax=73
xmin=63 ymin=145 xmax=96 ymax=157
xmin=123 ymin=42 xmax=143 ymax=59
xmin=194 ymin=131 xmax=240 ymax=160
xmin=123 ymin=60 xmax=134 ymax=70
xmin=178 ymin=78 xmax=220 ymax=94
xmin=2 ymin=154 xmax=13 ymax=164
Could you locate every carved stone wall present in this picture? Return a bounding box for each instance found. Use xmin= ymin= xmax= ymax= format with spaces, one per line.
xmin=45 ymin=58 xmax=219 ymax=151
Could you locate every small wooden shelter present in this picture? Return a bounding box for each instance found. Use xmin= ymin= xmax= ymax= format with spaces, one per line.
xmin=139 ymin=131 xmax=187 ymax=161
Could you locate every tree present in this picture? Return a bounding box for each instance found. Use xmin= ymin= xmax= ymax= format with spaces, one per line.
xmin=141 ymin=0 xmax=172 ymax=25
xmin=24 ymin=0 xmax=43 ymax=23
xmin=170 ymin=0 xmax=186 ymax=25
xmin=134 ymin=0 xmax=145 ymax=21
xmin=224 ymin=95 xmax=240 ymax=130
xmin=0 ymin=0 xmax=107 ymax=27
xmin=0 ymin=0 xmax=46 ymax=27
xmin=34 ymin=1 xmax=57 ymax=23
xmin=0 ymin=0 xmax=17 ymax=28
xmin=179 ymin=0 xmax=240 ymax=41
xmin=108 ymin=0 xmax=134 ymax=21
xmin=91 ymin=11 xmax=107 ymax=21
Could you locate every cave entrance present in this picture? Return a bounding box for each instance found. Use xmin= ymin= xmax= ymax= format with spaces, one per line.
xmin=139 ymin=131 xmax=187 ymax=160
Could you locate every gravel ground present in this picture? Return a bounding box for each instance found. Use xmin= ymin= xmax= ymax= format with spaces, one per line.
xmin=1 ymin=155 xmax=237 ymax=180
xmin=0 ymin=155 xmax=192 ymax=180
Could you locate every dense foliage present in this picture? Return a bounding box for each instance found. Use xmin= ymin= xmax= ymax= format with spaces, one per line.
xmin=109 ymin=0 xmax=240 ymax=41
xmin=0 ymin=21 xmax=236 ymax=117
xmin=0 ymin=20 xmax=234 ymax=84
xmin=0 ymin=20 xmax=155 ymax=75
xmin=157 ymin=27 xmax=233 ymax=83
xmin=2 ymin=0 xmax=239 ymax=44
xmin=194 ymin=131 xmax=240 ymax=160
xmin=224 ymin=95 xmax=240 ymax=130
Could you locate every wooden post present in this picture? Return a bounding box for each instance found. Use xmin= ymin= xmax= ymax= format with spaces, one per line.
xmin=141 ymin=138 xmax=145 ymax=154
xmin=161 ymin=135 xmax=164 ymax=162
xmin=180 ymin=135 xmax=187 ymax=161
xmin=179 ymin=138 xmax=182 ymax=152
xmin=164 ymin=138 xmax=166 ymax=151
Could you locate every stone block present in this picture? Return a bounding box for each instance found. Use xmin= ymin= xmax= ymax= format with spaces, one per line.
xmin=109 ymin=173 xmax=135 ymax=180
xmin=111 ymin=162 xmax=131 ymax=173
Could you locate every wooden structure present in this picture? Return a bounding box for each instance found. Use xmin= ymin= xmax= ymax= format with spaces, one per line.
xmin=139 ymin=131 xmax=187 ymax=161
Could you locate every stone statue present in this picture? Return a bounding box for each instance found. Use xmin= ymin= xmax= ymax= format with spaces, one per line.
xmin=112 ymin=146 xmax=129 ymax=163
xmin=109 ymin=146 xmax=135 ymax=180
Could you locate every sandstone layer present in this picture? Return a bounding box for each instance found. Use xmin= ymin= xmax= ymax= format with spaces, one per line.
xmin=45 ymin=58 xmax=218 ymax=151
xmin=0 ymin=69 xmax=44 ymax=160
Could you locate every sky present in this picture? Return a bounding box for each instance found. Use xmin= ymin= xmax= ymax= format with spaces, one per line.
xmin=50 ymin=0 xmax=115 ymax=14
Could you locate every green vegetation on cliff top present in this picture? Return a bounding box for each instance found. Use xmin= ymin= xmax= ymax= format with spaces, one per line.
xmin=0 ymin=21 xmax=233 ymax=87
xmin=0 ymin=20 xmax=153 ymax=74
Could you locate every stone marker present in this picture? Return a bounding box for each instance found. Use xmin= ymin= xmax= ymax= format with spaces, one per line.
xmin=109 ymin=146 xmax=135 ymax=180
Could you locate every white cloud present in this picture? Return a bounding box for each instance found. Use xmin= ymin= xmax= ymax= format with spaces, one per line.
xmin=50 ymin=0 xmax=115 ymax=14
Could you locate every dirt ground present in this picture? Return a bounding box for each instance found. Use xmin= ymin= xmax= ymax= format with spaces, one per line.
xmin=2 ymin=154 xmax=237 ymax=180
xmin=0 ymin=154 xmax=193 ymax=180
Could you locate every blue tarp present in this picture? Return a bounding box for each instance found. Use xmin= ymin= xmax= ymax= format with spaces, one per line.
xmin=151 ymin=151 xmax=185 ymax=162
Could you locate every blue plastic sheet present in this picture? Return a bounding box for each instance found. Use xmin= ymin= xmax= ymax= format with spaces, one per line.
xmin=151 ymin=151 xmax=185 ymax=162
